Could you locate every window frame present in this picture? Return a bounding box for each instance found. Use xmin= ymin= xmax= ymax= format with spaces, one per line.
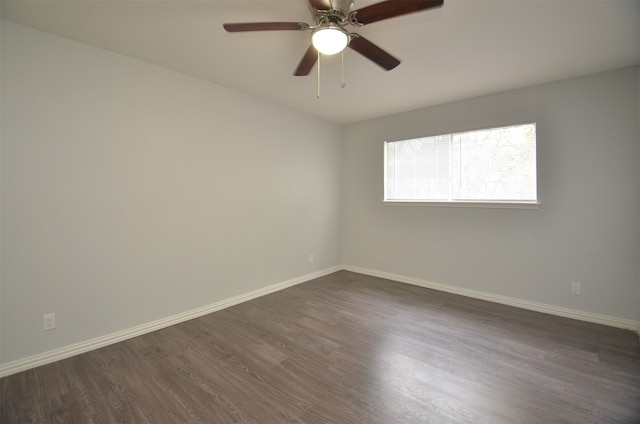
xmin=383 ymin=122 xmax=540 ymax=209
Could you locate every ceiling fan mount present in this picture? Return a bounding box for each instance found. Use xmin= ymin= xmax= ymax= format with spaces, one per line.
xmin=223 ymin=0 xmax=443 ymax=76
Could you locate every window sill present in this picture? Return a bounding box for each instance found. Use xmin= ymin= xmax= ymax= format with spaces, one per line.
xmin=382 ymin=201 xmax=540 ymax=209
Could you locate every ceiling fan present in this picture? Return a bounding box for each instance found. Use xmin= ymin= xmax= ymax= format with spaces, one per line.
xmin=223 ymin=0 xmax=444 ymax=76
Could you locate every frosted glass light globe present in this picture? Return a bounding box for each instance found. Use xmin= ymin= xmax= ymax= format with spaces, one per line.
xmin=312 ymin=25 xmax=349 ymax=55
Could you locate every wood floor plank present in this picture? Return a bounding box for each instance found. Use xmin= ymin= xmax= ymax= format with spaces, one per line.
xmin=2 ymin=271 xmax=639 ymax=423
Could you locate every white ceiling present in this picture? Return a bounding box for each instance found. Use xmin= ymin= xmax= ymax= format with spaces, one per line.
xmin=2 ymin=0 xmax=639 ymax=124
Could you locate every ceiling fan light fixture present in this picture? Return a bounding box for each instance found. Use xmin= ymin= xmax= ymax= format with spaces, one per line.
xmin=311 ymin=24 xmax=349 ymax=55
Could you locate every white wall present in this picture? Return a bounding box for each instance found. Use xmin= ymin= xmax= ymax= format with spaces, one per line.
xmin=341 ymin=67 xmax=640 ymax=322
xmin=0 ymin=21 xmax=342 ymax=365
xmin=637 ymin=65 xmax=640 ymax=324
xmin=2 ymin=19 xmax=638 ymax=371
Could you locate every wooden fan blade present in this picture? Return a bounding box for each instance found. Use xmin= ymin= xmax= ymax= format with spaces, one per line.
xmin=348 ymin=35 xmax=400 ymax=71
xmin=223 ymin=22 xmax=309 ymax=32
xmin=294 ymin=45 xmax=318 ymax=76
xmin=308 ymin=0 xmax=332 ymax=11
xmin=351 ymin=0 xmax=443 ymax=26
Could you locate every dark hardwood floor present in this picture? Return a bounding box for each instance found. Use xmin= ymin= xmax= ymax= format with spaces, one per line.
xmin=2 ymin=271 xmax=639 ymax=423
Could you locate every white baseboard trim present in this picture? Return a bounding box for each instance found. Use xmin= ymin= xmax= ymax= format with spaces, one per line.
xmin=0 ymin=266 xmax=341 ymax=378
xmin=342 ymin=265 xmax=640 ymax=333
xmin=3 ymin=264 xmax=637 ymax=378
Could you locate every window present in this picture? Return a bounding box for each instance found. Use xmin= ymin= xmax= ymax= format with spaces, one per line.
xmin=384 ymin=123 xmax=537 ymax=206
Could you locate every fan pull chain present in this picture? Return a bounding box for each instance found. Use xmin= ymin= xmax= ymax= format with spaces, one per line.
xmin=341 ymin=50 xmax=346 ymax=88
xmin=316 ymin=51 xmax=321 ymax=99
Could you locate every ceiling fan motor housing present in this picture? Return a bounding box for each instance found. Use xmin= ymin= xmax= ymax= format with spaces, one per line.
xmin=314 ymin=0 xmax=354 ymax=25
xmin=333 ymin=0 xmax=354 ymax=15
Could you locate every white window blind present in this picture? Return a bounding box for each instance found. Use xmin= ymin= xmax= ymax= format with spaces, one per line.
xmin=385 ymin=123 xmax=537 ymax=203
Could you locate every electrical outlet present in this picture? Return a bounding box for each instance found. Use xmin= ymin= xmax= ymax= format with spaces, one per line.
xmin=308 ymin=254 xmax=314 ymax=263
xmin=43 ymin=313 xmax=56 ymax=330
xmin=571 ymin=282 xmax=581 ymax=295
